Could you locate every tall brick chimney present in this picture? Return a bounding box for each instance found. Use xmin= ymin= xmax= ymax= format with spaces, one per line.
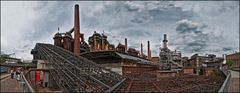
xmin=101 ymin=33 xmax=104 ymax=50
xmin=74 ymin=4 xmax=80 ymax=55
xmin=93 ymin=31 xmax=97 ymax=51
xmin=147 ymin=41 xmax=151 ymax=60
xmin=163 ymin=34 xmax=168 ymax=49
xmin=125 ymin=38 xmax=128 ymax=53
xmin=141 ymin=43 xmax=143 ymax=56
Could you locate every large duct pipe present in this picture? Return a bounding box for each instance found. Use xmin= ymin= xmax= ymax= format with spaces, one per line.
xmin=68 ymin=28 xmax=74 ymax=33
xmin=80 ymin=33 xmax=84 ymax=42
xmin=125 ymin=38 xmax=128 ymax=53
xmin=73 ymin=4 xmax=80 ymax=55
xmin=163 ymin=34 xmax=168 ymax=49
xmin=147 ymin=41 xmax=151 ymax=60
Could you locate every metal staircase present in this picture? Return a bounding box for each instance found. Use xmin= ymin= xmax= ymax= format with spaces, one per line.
xmin=31 ymin=43 xmax=126 ymax=92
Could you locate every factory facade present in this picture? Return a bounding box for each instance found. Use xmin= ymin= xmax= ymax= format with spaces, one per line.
xmin=51 ymin=4 xmax=225 ymax=78
xmin=226 ymin=52 xmax=240 ymax=71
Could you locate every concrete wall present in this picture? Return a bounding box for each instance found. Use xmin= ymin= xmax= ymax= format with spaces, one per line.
xmin=101 ymin=63 xmax=122 ymax=75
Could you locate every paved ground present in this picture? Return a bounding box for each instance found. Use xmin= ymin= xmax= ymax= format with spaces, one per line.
xmin=0 ymin=73 xmax=10 ymax=79
xmin=0 ymin=76 xmax=21 ymax=92
xmin=229 ymin=70 xmax=240 ymax=92
xmin=230 ymin=70 xmax=239 ymax=78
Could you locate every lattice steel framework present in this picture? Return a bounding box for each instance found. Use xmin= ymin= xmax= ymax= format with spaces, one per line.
xmin=31 ymin=43 xmax=126 ymax=92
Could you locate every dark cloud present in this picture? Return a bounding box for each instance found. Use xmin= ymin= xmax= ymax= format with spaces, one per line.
xmin=173 ymin=18 xmax=236 ymax=55
xmin=126 ymin=5 xmax=139 ymax=12
xmin=123 ymin=30 xmax=151 ymax=37
xmin=222 ymin=47 xmax=233 ymax=51
xmin=187 ymin=40 xmax=207 ymax=52
xmin=131 ymin=18 xmax=143 ymax=23
xmin=176 ymin=19 xmax=201 ymax=34
xmin=1 ymin=1 xmax=238 ymax=59
xmin=149 ymin=7 xmax=194 ymax=22
xmin=174 ymin=19 xmax=211 ymax=52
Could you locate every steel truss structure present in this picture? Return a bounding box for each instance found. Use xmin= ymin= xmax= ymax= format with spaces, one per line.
xmin=31 ymin=43 xmax=127 ymax=92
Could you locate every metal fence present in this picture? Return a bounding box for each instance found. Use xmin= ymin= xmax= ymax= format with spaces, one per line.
xmin=218 ymin=69 xmax=231 ymax=92
xmin=19 ymin=73 xmax=34 ymax=92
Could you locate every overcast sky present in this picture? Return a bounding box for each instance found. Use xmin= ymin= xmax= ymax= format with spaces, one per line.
xmin=1 ymin=1 xmax=239 ymax=60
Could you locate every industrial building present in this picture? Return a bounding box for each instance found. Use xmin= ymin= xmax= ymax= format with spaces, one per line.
xmin=24 ymin=4 xmax=227 ymax=92
xmin=226 ymin=52 xmax=240 ymax=71
xmin=159 ymin=34 xmax=182 ymax=70
xmin=182 ymin=54 xmax=224 ymax=75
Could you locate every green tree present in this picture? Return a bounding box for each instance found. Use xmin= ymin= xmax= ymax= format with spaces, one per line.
xmin=0 ymin=57 xmax=6 ymax=64
xmin=226 ymin=60 xmax=233 ymax=67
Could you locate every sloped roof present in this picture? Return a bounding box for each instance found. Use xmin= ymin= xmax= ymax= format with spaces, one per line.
xmin=115 ymin=52 xmax=156 ymax=65
xmin=80 ymin=51 xmax=157 ymax=66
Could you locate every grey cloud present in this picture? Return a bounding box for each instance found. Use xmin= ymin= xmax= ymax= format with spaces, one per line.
xmin=123 ymin=30 xmax=151 ymax=37
xmin=173 ymin=18 xmax=237 ymax=55
xmin=1 ymin=1 xmax=238 ymax=59
xmin=1 ymin=50 xmax=4 ymax=55
xmin=25 ymin=2 xmax=73 ymax=40
xmin=174 ymin=19 xmax=210 ymax=52
xmin=149 ymin=7 xmax=194 ymax=22
xmin=131 ymin=18 xmax=144 ymax=23
xmin=176 ymin=19 xmax=202 ymax=34
xmin=187 ymin=40 xmax=207 ymax=52
xmin=125 ymin=5 xmax=139 ymax=12
xmin=222 ymin=47 xmax=233 ymax=51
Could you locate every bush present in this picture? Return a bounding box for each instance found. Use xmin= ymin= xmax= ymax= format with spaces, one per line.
xmin=226 ymin=60 xmax=233 ymax=68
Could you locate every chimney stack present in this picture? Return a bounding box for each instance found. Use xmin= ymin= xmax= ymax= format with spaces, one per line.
xmin=141 ymin=43 xmax=143 ymax=56
xmin=125 ymin=38 xmax=128 ymax=53
xmin=102 ymin=33 xmax=104 ymax=50
xmin=93 ymin=31 xmax=97 ymax=51
xmin=147 ymin=41 xmax=151 ymax=60
xmin=163 ymin=34 xmax=168 ymax=49
xmin=73 ymin=4 xmax=80 ymax=55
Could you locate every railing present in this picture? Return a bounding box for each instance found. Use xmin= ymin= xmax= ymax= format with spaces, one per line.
xmin=218 ymin=69 xmax=231 ymax=92
xmin=32 ymin=43 xmax=126 ymax=92
xmin=19 ymin=73 xmax=34 ymax=92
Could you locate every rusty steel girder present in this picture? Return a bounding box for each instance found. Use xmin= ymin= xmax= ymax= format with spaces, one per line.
xmin=31 ymin=43 xmax=127 ymax=92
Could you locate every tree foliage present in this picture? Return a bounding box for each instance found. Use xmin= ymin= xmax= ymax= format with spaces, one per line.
xmin=0 ymin=57 xmax=6 ymax=64
xmin=226 ymin=60 xmax=233 ymax=67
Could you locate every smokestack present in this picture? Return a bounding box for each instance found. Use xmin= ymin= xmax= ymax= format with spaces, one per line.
xmin=73 ymin=4 xmax=80 ymax=55
xmin=147 ymin=41 xmax=151 ymax=60
xmin=94 ymin=31 xmax=96 ymax=51
xmin=141 ymin=43 xmax=143 ymax=56
xmin=163 ymin=34 xmax=168 ymax=49
xmin=125 ymin=38 xmax=128 ymax=53
xmin=102 ymin=33 xmax=104 ymax=50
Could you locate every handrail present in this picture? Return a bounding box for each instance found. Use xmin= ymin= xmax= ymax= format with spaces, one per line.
xmin=218 ymin=69 xmax=231 ymax=92
xmin=20 ymin=72 xmax=34 ymax=92
xmin=105 ymin=78 xmax=127 ymax=92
